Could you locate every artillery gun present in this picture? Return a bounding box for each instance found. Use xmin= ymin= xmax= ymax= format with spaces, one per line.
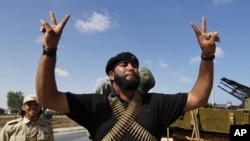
xmin=218 ymin=77 xmax=250 ymax=110
xmin=167 ymin=77 xmax=250 ymax=141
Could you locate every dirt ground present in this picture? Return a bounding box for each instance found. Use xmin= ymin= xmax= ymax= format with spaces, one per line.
xmin=0 ymin=115 xmax=80 ymax=129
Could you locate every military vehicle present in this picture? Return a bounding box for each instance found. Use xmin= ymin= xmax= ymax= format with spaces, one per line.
xmin=167 ymin=77 xmax=250 ymax=141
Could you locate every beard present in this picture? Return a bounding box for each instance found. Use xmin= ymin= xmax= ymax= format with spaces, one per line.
xmin=114 ymin=72 xmax=140 ymax=91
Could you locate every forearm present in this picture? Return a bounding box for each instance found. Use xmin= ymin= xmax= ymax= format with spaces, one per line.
xmin=36 ymin=55 xmax=58 ymax=107
xmin=194 ymin=60 xmax=214 ymax=100
xmin=185 ymin=60 xmax=214 ymax=111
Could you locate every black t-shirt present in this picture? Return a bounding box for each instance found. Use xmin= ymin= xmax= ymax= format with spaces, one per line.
xmin=66 ymin=92 xmax=187 ymax=141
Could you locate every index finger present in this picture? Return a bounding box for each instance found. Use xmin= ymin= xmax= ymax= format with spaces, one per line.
xmin=50 ymin=11 xmax=57 ymax=25
xmin=201 ymin=16 xmax=206 ymax=34
xmin=59 ymin=14 xmax=70 ymax=29
xmin=190 ymin=22 xmax=201 ymax=37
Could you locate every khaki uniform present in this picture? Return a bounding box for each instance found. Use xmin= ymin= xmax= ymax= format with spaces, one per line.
xmin=0 ymin=117 xmax=54 ymax=141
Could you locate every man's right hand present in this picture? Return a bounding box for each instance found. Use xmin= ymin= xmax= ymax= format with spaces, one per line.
xmin=40 ymin=11 xmax=70 ymax=49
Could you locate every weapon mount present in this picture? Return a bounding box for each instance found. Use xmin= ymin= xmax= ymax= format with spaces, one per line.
xmin=218 ymin=77 xmax=250 ymax=104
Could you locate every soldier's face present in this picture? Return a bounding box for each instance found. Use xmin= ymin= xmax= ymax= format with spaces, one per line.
xmin=112 ymin=62 xmax=140 ymax=90
xmin=22 ymin=101 xmax=42 ymax=118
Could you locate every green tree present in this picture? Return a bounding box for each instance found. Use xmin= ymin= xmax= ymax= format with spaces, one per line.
xmin=0 ymin=108 xmax=5 ymax=115
xmin=7 ymin=91 xmax=24 ymax=114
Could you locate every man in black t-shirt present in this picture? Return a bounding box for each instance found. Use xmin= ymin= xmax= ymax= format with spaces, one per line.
xmin=36 ymin=11 xmax=220 ymax=140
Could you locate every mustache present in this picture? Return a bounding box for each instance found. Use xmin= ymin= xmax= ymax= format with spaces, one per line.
xmin=124 ymin=71 xmax=137 ymax=76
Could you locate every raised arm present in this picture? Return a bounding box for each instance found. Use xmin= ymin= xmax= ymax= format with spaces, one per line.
xmin=184 ymin=17 xmax=220 ymax=112
xmin=36 ymin=11 xmax=70 ymax=113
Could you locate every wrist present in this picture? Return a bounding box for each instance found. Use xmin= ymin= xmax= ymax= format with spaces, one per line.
xmin=201 ymin=54 xmax=215 ymax=61
xmin=43 ymin=47 xmax=57 ymax=58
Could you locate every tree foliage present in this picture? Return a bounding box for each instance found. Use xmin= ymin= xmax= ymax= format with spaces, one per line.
xmin=7 ymin=91 xmax=24 ymax=112
xmin=0 ymin=108 xmax=5 ymax=115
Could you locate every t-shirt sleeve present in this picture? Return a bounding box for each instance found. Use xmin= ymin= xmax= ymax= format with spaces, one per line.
xmin=160 ymin=93 xmax=188 ymax=127
xmin=65 ymin=92 xmax=91 ymax=127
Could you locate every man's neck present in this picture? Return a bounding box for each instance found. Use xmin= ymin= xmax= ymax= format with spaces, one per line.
xmin=112 ymin=84 xmax=135 ymax=102
xmin=25 ymin=115 xmax=38 ymax=122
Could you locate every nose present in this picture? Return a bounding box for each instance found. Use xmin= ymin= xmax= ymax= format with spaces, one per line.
xmin=29 ymin=103 xmax=39 ymax=108
xmin=127 ymin=63 xmax=135 ymax=69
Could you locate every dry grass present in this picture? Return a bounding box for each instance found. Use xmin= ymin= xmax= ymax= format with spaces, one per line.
xmin=51 ymin=115 xmax=80 ymax=128
xmin=0 ymin=115 xmax=80 ymax=129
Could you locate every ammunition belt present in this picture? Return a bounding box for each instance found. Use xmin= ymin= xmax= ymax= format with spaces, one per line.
xmin=102 ymin=92 xmax=157 ymax=141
